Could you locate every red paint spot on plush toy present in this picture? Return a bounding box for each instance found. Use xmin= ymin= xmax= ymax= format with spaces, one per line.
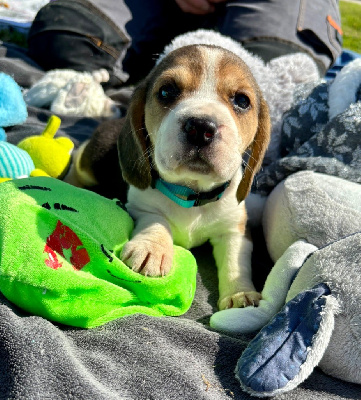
xmin=44 ymin=244 xmax=63 ymax=269
xmin=44 ymin=220 xmax=90 ymax=270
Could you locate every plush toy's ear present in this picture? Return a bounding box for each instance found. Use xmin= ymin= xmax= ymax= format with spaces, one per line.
xmin=210 ymin=240 xmax=318 ymax=334
xmin=328 ymin=58 xmax=361 ymax=119
xmin=117 ymin=81 xmax=152 ymax=189
xmin=236 ymin=97 xmax=271 ymax=203
xmin=236 ymin=283 xmax=338 ymax=398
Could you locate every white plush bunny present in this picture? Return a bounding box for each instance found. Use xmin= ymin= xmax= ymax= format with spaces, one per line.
xmin=24 ymin=68 xmax=121 ymax=118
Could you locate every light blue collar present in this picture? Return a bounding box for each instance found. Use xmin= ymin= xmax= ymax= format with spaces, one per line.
xmin=153 ymin=178 xmax=229 ymax=208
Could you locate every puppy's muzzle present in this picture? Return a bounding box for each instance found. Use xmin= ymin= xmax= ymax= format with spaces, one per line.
xmin=182 ymin=117 xmax=218 ymax=147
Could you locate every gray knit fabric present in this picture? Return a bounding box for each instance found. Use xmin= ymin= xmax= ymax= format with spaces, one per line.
xmin=255 ymin=80 xmax=361 ymax=195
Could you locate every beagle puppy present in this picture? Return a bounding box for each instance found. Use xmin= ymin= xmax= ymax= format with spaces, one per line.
xmin=71 ymin=42 xmax=271 ymax=310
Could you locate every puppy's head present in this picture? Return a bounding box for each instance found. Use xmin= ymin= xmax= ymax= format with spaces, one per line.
xmin=118 ymin=44 xmax=270 ymax=202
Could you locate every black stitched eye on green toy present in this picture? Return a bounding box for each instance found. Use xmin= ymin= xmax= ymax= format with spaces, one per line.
xmin=158 ymin=83 xmax=180 ymax=103
xmin=232 ymin=93 xmax=251 ymax=111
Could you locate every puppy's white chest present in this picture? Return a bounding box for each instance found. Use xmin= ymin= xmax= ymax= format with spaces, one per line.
xmin=168 ymin=207 xmax=214 ymax=249
xmin=165 ymin=198 xmax=242 ymax=249
xmin=127 ymin=184 xmax=243 ymax=250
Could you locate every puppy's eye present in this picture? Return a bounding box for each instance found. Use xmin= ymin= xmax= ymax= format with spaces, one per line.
xmin=232 ymin=93 xmax=251 ymax=111
xmin=158 ymin=83 xmax=180 ymax=103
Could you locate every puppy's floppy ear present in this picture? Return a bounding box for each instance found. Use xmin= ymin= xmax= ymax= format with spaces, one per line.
xmin=117 ymin=81 xmax=152 ymax=189
xmin=236 ymin=96 xmax=271 ymax=203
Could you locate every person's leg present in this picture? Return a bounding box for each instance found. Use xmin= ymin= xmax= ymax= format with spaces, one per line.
xmin=122 ymin=0 xmax=215 ymax=84
xmin=28 ymin=0 xmax=218 ymax=88
xmin=28 ymin=0 xmax=132 ymax=87
xmin=216 ymin=0 xmax=343 ymax=75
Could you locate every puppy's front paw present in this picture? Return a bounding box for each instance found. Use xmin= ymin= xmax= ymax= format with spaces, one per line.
xmin=121 ymin=239 xmax=173 ymax=277
xmin=218 ymin=291 xmax=262 ymax=310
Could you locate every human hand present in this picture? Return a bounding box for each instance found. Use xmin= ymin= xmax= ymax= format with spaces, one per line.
xmin=175 ymin=0 xmax=227 ymax=15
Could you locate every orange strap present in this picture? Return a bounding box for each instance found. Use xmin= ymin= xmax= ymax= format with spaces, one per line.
xmin=327 ymin=15 xmax=343 ymax=36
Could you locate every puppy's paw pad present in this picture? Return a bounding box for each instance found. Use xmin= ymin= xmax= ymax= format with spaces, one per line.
xmin=121 ymin=240 xmax=173 ymax=277
xmin=218 ymin=291 xmax=262 ymax=310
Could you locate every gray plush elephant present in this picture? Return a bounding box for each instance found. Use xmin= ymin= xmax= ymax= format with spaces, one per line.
xmin=211 ymin=171 xmax=361 ymax=396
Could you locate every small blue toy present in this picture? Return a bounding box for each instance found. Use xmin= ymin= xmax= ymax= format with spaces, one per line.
xmin=0 ymin=72 xmax=28 ymax=140
xmin=0 ymin=73 xmax=32 ymax=181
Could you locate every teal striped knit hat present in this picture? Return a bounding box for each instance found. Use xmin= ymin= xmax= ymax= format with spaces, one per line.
xmin=0 ymin=142 xmax=35 ymax=179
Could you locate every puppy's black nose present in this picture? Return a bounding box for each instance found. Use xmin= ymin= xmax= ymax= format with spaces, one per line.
xmin=183 ymin=117 xmax=217 ymax=147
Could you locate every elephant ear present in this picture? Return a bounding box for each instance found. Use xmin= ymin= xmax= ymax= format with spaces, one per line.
xmin=236 ymin=283 xmax=338 ymax=398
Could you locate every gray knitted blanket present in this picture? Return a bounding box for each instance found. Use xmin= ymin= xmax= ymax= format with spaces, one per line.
xmin=2 ymin=244 xmax=360 ymax=400
xmin=255 ymin=77 xmax=361 ymax=196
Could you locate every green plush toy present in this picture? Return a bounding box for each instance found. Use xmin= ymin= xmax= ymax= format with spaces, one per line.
xmin=0 ymin=177 xmax=197 ymax=328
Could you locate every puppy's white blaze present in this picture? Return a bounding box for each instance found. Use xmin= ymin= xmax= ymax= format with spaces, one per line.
xmin=197 ymin=47 xmax=219 ymax=98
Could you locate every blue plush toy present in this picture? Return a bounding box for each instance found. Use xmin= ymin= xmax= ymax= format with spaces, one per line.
xmin=0 ymin=73 xmax=33 ymax=181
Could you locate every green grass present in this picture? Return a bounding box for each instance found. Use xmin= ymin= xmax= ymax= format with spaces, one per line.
xmin=0 ymin=27 xmax=27 ymax=48
xmin=0 ymin=2 xmax=360 ymax=53
xmin=340 ymin=1 xmax=361 ymax=53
